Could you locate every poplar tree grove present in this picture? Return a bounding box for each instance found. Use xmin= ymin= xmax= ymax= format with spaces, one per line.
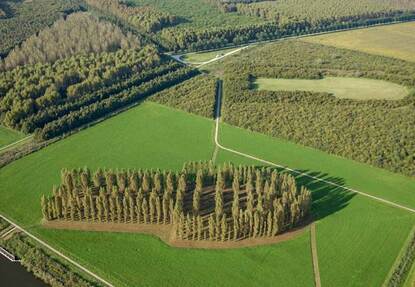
xmin=41 ymin=161 xmax=312 ymax=242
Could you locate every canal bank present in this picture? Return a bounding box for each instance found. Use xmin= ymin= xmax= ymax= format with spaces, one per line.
xmin=0 ymin=253 xmax=47 ymax=287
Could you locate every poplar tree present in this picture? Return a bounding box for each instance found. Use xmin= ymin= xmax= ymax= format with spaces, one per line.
xmin=129 ymin=172 xmax=140 ymax=192
xmin=214 ymin=184 xmax=223 ymax=221
xmin=142 ymin=172 xmax=151 ymax=193
xmin=162 ymin=191 xmax=170 ymax=224
xmin=192 ymin=188 xmax=201 ymax=216
xmin=253 ymin=211 xmax=260 ymax=238
xmin=41 ymin=195 xmax=49 ymax=220
xmin=93 ymin=168 xmax=104 ymax=187
xmin=123 ymin=196 xmax=129 ymax=223
xmin=142 ymin=198 xmax=149 ymax=224
xmin=96 ymin=197 xmax=103 ymax=222
xmin=186 ymin=214 xmax=192 ymax=240
xmin=208 ymin=214 xmax=215 ymax=241
xmin=136 ymin=188 xmax=143 ymax=223
xmin=155 ymin=196 xmax=161 ymax=224
xmin=116 ymin=196 xmax=122 ymax=223
xmin=267 ymin=212 xmax=273 ymax=237
xmin=221 ymin=216 xmax=227 ymax=242
xmin=128 ymin=193 xmax=135 ymax=223
xmin=232 ymin=176 xmax=240 ymax=221
xmin=197 ymin=215 xmax=203 ymax=240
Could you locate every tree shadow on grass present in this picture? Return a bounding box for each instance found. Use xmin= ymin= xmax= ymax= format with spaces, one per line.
xmin=294 ymin=169 xmax=356 ymax=221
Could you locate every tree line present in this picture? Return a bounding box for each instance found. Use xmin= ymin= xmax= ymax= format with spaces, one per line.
xmin=41 ymin=162 xmax=312 ymax=241
xmin=220 ymin=40 xmax=415 ymax=176
xmin=85 ymin=0 xmax=179 ymax=33
xmin=1 ymin=12 xmax=142 ymax=70
xmin=159 ymin=11 xmax=415 ymax=52
xmin=0 ymin=46 xmax=197 ymax=139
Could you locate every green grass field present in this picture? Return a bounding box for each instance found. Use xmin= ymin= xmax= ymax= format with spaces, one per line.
xmin=253 ymin=77 xmax=409 ymax=100
xmin=182 ymin=47 xmax=240 ymax=63
xmin=0 ymin=125 xmax=25 ymax=148
xmin=303 ymin=22 xmax=415 ymax=62
xmin=217 ymin=148 xmax=415 ymax=286
xmin=1 ymin=101 xmax=414 ymax=286
xmin=0 ymin=102 xmax=315 ymax=287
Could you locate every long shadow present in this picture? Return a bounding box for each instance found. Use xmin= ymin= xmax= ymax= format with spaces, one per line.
xmin=293 ymin=169 xmax=356 ymax=221
xmin=244 ymin=165 xmax=356 ymax=221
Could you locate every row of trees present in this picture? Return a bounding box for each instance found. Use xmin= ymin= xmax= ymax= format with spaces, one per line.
xmin=1 ymin=12 xmax=142 ymax=70
xmin=0 ymin=46 xmax=197 ymax=139
xmin=85 ymin=0 xmax=179 ymax=32
xmin=387 ymin=229 xmax=415 ymax=287
xmin=0 ymin=0 xmax=83 ymax=56
xmin=149 ymin=74 xmax=217 ymax=119
xmin=220 ymin=41 xmax=415 ymax=176
xmin=38 ymin=65 xmax=197 ymax=139
xmin=159 ymin=11 xmax=415 ymax=51
xmin=41 ymin=162 xmax=312 ymax=241
xmin=1 ymin=232 xmax=99 ymax=287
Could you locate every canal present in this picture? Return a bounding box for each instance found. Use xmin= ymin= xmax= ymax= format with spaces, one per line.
xmin=0 ymin=254 xmax=47 ymax=287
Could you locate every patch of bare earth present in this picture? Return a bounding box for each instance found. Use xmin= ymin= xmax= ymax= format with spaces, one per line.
xmin=43 ymin=219 xmax=311 ymax=249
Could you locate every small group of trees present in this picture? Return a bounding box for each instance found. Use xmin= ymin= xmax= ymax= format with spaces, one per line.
xmin=41 ymin=161 xmax=312 ymax=242
xmin=85 ymin=0 xmax=179 ymax=32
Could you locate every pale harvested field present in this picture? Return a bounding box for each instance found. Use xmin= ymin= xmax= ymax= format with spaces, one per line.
xmin=303 ymin=22 xmax=415 ymax=62
xmin=253 ymin=77 xmax=409 ymax=100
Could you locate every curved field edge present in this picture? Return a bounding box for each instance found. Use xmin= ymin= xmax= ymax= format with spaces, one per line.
xmin=253 ymin=76 xmax=409 ymax=100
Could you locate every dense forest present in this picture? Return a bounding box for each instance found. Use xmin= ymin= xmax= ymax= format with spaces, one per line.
xmin=0 ymin=0 xmax=83 ymax=57
xmin=149 ymin=74 xmax=217 ymax=118
xmin=1 ymin=12 xmax=142 ymax=70
xmin=234 ymin=0 xmax=415 ymax=23
xmin=41 ymin=162 xmax=311 ymax=241
xmin=0 ymin=46 xmax=197 ymax=139
xmin=218 ymin=41 xmax=415 ymax=176
xmin=85 ymin=0 xmax=178 ymax=32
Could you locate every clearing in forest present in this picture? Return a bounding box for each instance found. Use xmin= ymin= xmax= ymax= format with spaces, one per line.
xmin=303 ymin=22 xmax=415 ymax=62
xmin=253 ymin=77 xmax=409 ymax=100
xmin=0 ymin=125 xmax=25 ymax=148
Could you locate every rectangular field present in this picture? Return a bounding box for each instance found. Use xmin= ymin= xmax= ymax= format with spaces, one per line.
xmin=303 ymin=22 xmax=415 ymax=62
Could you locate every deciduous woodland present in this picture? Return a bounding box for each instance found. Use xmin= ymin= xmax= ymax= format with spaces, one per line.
xmin=0 ymin=0 xmax=83 ymax=57
xmin=218 ymin=41 xmax=415 ymax=176
xmin=85 ymin=0 xmax=179 ymax=32
xmin=1 ymin=12 xmax=142 ymax=70
xmin=0 ymin=46 xmax=197 ymax=139
xmin=41 ymin=162 xmax=311 ymax=244
xmin=149 ymin=74 xmax=217 ymax=118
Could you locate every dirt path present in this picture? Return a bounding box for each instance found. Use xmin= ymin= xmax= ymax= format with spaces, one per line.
xmin=310 ymin=223 xmax=322 ymax=287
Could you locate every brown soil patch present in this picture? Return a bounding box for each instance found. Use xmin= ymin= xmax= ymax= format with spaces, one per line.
xmin=43 ymin=219 xmax=311 ymax=249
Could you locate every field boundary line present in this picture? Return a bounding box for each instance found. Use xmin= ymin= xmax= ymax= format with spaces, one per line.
xmin=214 ymin=80 xmax=415 ymax=214
xmin=382 ymin=224 xmax=415 ymax=287
xmin=169 ymin=19 xmax=415 ymax=65
xmin=0 ymin=213 xmax=115 ymax=287
xmin=0 ymin=135 xmax=33 ymax=153
xmin=310 ymin=223 xmax=322 ymax=287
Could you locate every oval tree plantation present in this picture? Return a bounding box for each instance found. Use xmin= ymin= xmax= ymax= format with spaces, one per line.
xmin=0 ymin=1 xmax=415 ymax=287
